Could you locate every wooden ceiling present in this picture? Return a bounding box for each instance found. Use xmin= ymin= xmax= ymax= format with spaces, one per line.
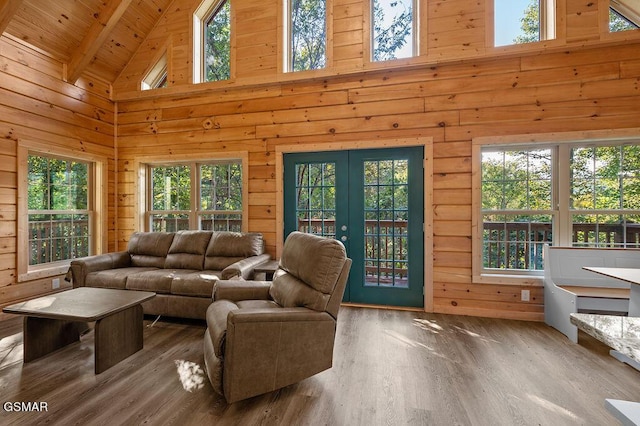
xmin=0 ymin=0 xmax=173 ymax=84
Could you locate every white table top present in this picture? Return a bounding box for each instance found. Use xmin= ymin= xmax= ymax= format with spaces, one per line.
xmin=582 ymin=266 xmax=640 ymax=286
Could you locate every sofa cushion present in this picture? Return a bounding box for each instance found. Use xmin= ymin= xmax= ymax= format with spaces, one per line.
xmin=171 ymin=270 xmax=222 ymax=297
xmin=128 ymin=232 xmax=175 ymax=268
xmin=209 ymin=231 xmax=265 ymax=256
xmin=85 ymin=267 xmax=158 ymax=290
xmin=165 ymin=230 xmax=212 ymax=270
xmin=126 ymin=269 xmax=198 ymax=294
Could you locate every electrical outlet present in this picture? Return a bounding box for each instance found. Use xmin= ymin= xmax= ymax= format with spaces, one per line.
xmin=52 ymin=278 xmax=60 ymax=289
xmin=521 ymin=289 xmax=530 ymax=302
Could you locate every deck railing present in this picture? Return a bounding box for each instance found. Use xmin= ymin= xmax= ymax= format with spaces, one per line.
xmin=27 ymin=219 xmax=640 ymax=272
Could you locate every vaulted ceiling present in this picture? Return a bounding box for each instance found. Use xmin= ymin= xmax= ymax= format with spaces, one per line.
xmin=0 ymin=0 xmax=173 ymax=84
xmin=1 ymin=0 xmax=639 ymax=88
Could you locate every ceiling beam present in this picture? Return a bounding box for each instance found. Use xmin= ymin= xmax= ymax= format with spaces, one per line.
xmin=0 ymin=0 xmax=24 ymax=34
xmin=66 ymin=0 xmax=132 ymax=84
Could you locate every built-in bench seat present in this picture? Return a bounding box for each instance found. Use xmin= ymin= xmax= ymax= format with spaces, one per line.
xmin=557 ymin=286 xmax=630 ymax=300
xmin=543 ymin=245 xmax=640 ymax=342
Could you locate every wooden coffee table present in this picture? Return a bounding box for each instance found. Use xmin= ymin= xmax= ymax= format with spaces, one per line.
xmin=2 ymin=287 xmax=155 ymax=374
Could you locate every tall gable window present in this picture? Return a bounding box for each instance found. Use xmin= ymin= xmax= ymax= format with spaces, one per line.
xmin=372 ymin=0 xmax=417 ymax=61
xmin=194 ymin=0 xmax=231 ymax=83
xmin=494 ymin=0 xmax=556 ymax=47
xmin=141 ymin=52 xmax=168 ymax=90
xmin=286 ymin=0 xmax=326 ymax=72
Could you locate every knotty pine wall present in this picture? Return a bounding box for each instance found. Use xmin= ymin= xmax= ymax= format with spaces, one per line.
xmin=113 ymin=0 xmax=640 ymax=321
xmin=0 ymin=35 xmax=115 ymax=306
xmin=112 ymin=0 xmax=640 ymax=320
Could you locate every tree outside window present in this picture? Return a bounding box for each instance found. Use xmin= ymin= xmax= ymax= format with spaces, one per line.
xmin=204 ymin=0 xmax=231 ymax=81
xmin=609 ymin=7 xmax=639 ymax=32
xmin=289 ymin=0 xmax=326 ymax=71
xmin=494 ymin=0 xmax=555 ymax=47
xmin=372 ymin=0 xmax=415 ymax=61
xmin=148 ymin=161 xmax=242 ymax=232
xmin=479 ymin=143 xmax=640 ymax=274
xmin=28 ymin=155 xmax=90 ymax=265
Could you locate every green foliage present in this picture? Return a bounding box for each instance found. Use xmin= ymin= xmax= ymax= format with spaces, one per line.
xmin=28 ymin=155 xmax=88 ymax=211
xmin=513 ymin=0 xmax=540 ymax=44
xmin=290 ymin=0 xmax=326 ymax=71
xmin=373 ymin=0 xmax=413 ymax=61
xmin=204 ymin=0 xmax=231 ymax=81
xmin=609 ymin=8 xmax=639 ymax=32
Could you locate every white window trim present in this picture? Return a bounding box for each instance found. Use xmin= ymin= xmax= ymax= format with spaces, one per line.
xmin=141 ymin=49 xmax=168 ymax=90
xmin=472 ymin=127 xmax=640 ymax=286
xmin=135 ymin=152 xmax=249 ymax=233
xmin=17 ymin=141 xmax=107 ymax=282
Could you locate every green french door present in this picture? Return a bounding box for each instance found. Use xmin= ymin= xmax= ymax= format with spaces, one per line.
xmin=284 ymin=147 xmax=424 ymax=308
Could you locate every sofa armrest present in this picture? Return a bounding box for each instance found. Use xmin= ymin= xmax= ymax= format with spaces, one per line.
xmin=214 ymin=280 xmax=272 ymax=301
xmin=221 ymin=253 xmax=271 ymax=279
xmin=67 ymin=251 xmax=131 ymax=287
xmin=228 ymin=307 xmax=333 ymax=324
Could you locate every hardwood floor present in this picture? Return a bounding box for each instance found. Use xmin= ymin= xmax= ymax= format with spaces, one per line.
xmin=1 ymin=307 xmax=638 ymax=425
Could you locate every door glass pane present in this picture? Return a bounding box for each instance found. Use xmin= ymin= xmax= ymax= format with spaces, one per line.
xmin=363 ymin=159 xmax=409 ymax=288
xmin=295 ymin=162 xmax=336 ymax=237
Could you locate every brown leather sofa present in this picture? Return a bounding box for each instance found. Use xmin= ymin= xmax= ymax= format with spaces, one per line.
xmin=67 ymin=230 xmax=270 ymax=320
xmin=203 ymin=231 xmax=352 ymax=403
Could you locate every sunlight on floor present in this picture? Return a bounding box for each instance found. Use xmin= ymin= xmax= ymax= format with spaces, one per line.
xmin=412 ymin=318 xmax=443 ymax=333
xmin=174 ymin=360 xmax=206 ymax=392
xmin=526 ymin=393 xmax=583 ymax=423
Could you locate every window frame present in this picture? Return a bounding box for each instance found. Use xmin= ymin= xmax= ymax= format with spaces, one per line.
xmin=136 ymin=152 xmax=248 ymax=233
xmin=472 ymin=128 xmax=640 ymax=285
xmin=193 ymin=0 xmax=233 ymax=84
xmin=17 ymin=141 xmax=107 ymax=282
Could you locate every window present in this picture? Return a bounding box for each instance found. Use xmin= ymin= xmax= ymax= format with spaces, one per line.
xmin=371 ymin=0 xmax=417 ymax=61
xmin=194 ymin=0 xmax=231 ymax=83
xmin=473 ymin=135 xmax=640 ymax=281
xmin=27 ymin=155 xmax=91 ymax=265
xmin=286 ymin=0 xmax=326 ymax=72
xmin=494 ymin=0 xmax=555 ymax=47
xmin=141 ymin=53 xmax=168 ymax=90
xmin=480 ymin=148 xmax=553 ymax=271
xmin=18 ymin=144 xmax=106 ymax=281
xmin=147 ymin=160 xmax=243 ymax=232
xmin=610 ymin=1 xmax=640 ymax=32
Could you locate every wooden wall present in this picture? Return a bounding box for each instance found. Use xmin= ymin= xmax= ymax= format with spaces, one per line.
xmin=113 ymin=0 xmax=640 ymax=321
xmin=0 ymin=35 xmax=115 ymax=306
xmin=2 ymin=0 xmax=639 ymax=320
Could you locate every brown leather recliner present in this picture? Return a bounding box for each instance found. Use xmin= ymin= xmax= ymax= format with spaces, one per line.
xmin=203 ymin=231 xmax=352 ymax=403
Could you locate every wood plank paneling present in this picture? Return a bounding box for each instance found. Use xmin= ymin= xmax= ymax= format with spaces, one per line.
xmin=0 ymin=35 xmax=115 ymax=305
xmin=115 ymin=37 xmax=640 ymax=321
